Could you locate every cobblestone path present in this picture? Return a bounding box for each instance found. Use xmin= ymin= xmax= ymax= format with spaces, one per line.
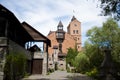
xmin=23 ymin=70 xmax=94 ymax=80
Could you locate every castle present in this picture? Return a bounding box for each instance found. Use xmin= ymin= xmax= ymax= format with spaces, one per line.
xmin=47 ymin=16 xmax=81 ymax=70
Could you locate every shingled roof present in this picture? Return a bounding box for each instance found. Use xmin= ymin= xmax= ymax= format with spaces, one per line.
xmin=0 ymin=4 xmax=33 ymax=46
xmin=22 ymin=22 xmax=51 ymax=46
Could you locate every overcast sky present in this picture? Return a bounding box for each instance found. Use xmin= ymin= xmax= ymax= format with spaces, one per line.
xmin=0 ymin=0 xmax=107 ymax=46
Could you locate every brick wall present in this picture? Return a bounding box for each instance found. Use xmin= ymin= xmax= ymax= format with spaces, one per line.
xmin=47 ymin=32 xmax=76 ymax=55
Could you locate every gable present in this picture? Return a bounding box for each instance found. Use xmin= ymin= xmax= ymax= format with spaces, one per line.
xmin=22 ymin=22 xmax=51 ymax=46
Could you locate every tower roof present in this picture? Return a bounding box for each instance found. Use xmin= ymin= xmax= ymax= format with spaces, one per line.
xmin=57 ymin=21 xmax=63 ymax=27
xmin=71 ymin=16 xmax=76 ymax=21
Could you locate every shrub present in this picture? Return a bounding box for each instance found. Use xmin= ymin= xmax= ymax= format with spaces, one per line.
xmin=48 ymin=68 xmax=54 ymax=73
xmin=85 ymin=68 xmax=98 ymax=78
xmin=4 ymin=52 xmax=27 ymax=80
xmin=67 ymin=67 xmax=70 ymax=72
xmin=75 ymin=52 xmax=90 ymax=73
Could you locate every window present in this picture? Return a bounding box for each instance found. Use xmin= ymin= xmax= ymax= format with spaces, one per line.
xmin=73 ymin=30 xmax=75 ymax=34
xmin=58 ymin=26 xmax=63 ymax=29
xmin=73 ymin=30 xmax=79 ymax=34
xmin=76 ymin=30 xmax=78 ymax=34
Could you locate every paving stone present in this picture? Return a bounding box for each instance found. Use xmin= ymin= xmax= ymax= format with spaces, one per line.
xmin=23 ymin=71 xmax=94 ymax=80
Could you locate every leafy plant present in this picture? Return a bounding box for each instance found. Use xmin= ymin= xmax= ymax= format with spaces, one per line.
xmin=66 ymin=48 xmax=78 ymax=72
xmin=85 ymin=18 xmax=120 ymax=78
xmin=75 ymin=52 xmax=90 ymax=73
xmin=85 ymin=68 xmax=98 ymax=78
xmin=4 ymin=52 xmax=27 ymax=80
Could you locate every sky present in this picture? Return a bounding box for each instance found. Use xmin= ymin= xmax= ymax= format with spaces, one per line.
xmin=0 ymin=0 xmax=107 ymax=46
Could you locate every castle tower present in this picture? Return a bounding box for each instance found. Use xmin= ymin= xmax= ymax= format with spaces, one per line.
xmin=67 ymin=16 xmax=81 ymax=51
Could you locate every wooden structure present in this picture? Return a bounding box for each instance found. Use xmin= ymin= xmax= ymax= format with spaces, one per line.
xmin=0 ymin=4 xmax=33 ymax=46
xmin=0 ymin=4 xmax=51 ymax=79
xmin=0 ymin=4 xmax=33 ymax=79
xmin=22 ymin=22 xmax=51 ymax=74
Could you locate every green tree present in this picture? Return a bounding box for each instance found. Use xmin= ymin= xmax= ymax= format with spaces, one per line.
xmin=99 ymin=0 xmax=120 ymax=20
xmin=75 ymin=52 xmax=90 ymax=73
xmin=84 ymin=41 xmax=103 ymax=69
xmin=86 ymin=18 xmax=120 ymax=77
xmin=66 ymin=48 xmax=78 ymax=67
xmin=87 ymin=18 xmax=120 ymax=61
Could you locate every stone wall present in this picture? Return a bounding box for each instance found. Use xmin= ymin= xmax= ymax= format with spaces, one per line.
xmin=0 ymin=37 xmax=32 ymax=80
xmin=9 ymin=40 xmax=32 ymax=60
xmin=42 ymin=52 xmax=47 ymax=75
xmin=8 ymin=40 xmax=33 ymax=75
xmin=33 ymin=52 xmax=47 ymax=75
xmin=0 ymin=37 xmax=7 ymax=80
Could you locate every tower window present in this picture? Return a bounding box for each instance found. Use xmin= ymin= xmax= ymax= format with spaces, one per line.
xmin=58 ymin=26 xmax=63 ymax=29
xmin=76 ymin=30 xmax=78 ymax=34
xmin=73 ymin=30 xmax=75 ymax=34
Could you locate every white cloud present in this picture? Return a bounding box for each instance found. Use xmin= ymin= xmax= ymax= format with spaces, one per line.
xmin=0 ymin=0 xmax=107 ymax=45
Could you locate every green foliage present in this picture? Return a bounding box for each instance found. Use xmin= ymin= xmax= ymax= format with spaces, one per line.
xmin=66 ymin=18 xmax=120 ymax=77
xmin=75 ymin=52 xmax=90 ymax=73
xmin=87 ymin=18 xmax=120 ymax=62
xmin=66 ymin=66 xmax=70 ymax=73
xmin=46 ymin=72 xmax=50 ymax=75
xmin=87 ymin=18 xmax=119 ymax=45
xmin=99 ymin=0 xmax=120 ymax=20
xmin=24 ymin=72 xmax=30 ymax=78
xmin=47 ymin=68 xmax=54 ymax=75
xmin=4 ymin=52 xmax=27 ymax=80
xmin=66 ymin=48 xmax=78 ymax=72
xmin=84 ymin=42 xmax=104 ymax=68
xmin=66 ymin=48 xmax=78 ymax=67
xmin=85 ymin=68 xmax=98 ymax=78
xmin=85 ymin=18 xmax=120 ymax=77
xmin=48 ymin=68 xmax=54 ymax=73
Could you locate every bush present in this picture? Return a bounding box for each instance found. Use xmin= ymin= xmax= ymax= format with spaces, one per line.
xmin=85 ymin=68 xmax=98 ymax=78
xmin=67 ymin=67 xmax=70 ymax=72
xmin=48 ymin=68 xmax=54 ymax=73
xmin=75 ymin=52 xmax=90 ymax=73
xmin=4 ymin=52 xmax=27 ymax=80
